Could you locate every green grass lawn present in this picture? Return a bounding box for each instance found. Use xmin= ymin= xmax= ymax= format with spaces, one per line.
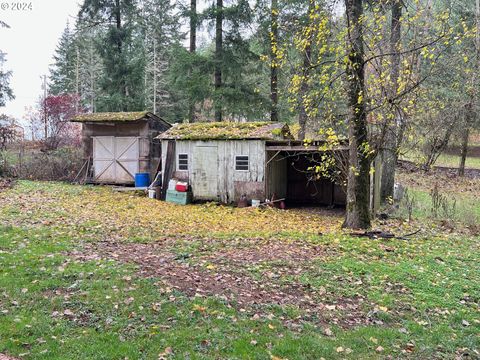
xmin=0 ymin=180 xmax=479 ymax=359
xmin=400 ymin=149 xmax=480 ymax=170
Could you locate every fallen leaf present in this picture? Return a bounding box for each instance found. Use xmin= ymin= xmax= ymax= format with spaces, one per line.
xmin=63 ymin=309 xmax=74 ymax=317
xmin=124 ymin=297 xmax=134 ymax=305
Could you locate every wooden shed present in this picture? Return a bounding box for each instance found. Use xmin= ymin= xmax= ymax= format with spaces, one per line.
xmin=71 ymin=111 xmax=171 ymax=185
xmin=158 ymin=122 xmax=347 ymax=206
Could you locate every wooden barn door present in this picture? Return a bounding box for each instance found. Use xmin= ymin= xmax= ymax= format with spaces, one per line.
xmin=93 ymin=136 xmax=139 ymax=183
xmin=93 ymin=137 xmax=116 ymax=183
xmin=192 ymin=146 xmax=218 ymax=200
xmin=115 ymin=137 xmax=139 ymax=183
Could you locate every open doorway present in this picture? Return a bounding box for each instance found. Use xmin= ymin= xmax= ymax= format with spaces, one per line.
xmin=266 ymin=145 xmax=346 ymax=208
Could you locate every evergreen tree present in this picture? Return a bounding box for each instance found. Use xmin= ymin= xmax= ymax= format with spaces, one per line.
xmin=79 ymin=0 xmax=144 ymax=111
xmin=188 ymin=0 xmax=197 ymax=122
xmin=214 ymin=0 xmax=223 ymax=121
xmin=76 ymin=26 xmax=105 ymax=112
xmin=202 ymin=0 xmax=266 ymax=121
xmin=0 ymin=51 xmax=14 ymax=108
xmin=0 ymin=22 xmax=14 ymax=108
xmin=138 ymin=0 xmax=182 ymax=118
xmin=49 ymin=23 xmax=77 ymax=96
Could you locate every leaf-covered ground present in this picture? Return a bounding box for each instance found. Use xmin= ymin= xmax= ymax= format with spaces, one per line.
xmin=0 ymin=179 xmax=479 ymax=359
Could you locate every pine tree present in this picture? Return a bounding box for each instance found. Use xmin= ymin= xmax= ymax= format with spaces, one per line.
xmin=188 ymin=0 xmax=197 ymax=122
xmin=139 ymin=0 xmax=182 ymax=117
xmin=79 ymin=0 xmax=144 ymax=111
xmin=270 ymin=0 xmax=279 ymax=122
xmin=214 ymin=0 xmax=223 ymax=121
xmin=0 ymin=51 xmax=14 ymax=108
xmin=76 ymin=26 xmax=104 ymax=112
xmin=49 ymin=22 xmax=77 ymax=96
xmin=0 ymin=22 xmax=13 ymax=107
xmin=202 ymin=0 xmax=266 ymax=121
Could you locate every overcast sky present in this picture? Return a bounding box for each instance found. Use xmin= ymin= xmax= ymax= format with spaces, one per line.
xmin=1 ymin=0 xmax=81 ymax=124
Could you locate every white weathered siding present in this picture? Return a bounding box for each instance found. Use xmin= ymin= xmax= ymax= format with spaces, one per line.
xmin=266 ymin=151 xmax=287 ymax=199
xmin=162 ymin=140 xmax=266 ymax=202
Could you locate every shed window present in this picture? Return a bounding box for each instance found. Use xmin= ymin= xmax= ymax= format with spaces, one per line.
xmin=178 ymin=154 xmax=189 ymax=171
xmin=235 ymin=155 xmax=249 ymax=171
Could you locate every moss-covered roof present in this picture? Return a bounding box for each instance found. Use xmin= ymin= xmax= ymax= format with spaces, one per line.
xmin=71 ymin=111 xmax=151 ymax=123
xmin=158 ymin=122 xmax=293 ymax=140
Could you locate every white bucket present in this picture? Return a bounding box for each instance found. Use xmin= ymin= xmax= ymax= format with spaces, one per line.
xmin=148 ymin=189 xmax=156 ymax=199
xmin=251 ymin=199 xmax=261 ymax=207
xmin=168 ymin=179 xmax=177 ymax=191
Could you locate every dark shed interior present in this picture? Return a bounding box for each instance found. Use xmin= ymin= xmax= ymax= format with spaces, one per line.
xmin=285 ymin=154 xmax=346 ymax=206
xmin=266 ymin=141 xmax=347 ymax=207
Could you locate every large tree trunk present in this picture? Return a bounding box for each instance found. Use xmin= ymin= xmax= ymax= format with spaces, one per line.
xmin=380 ymin=0 xmax=402 ymax=202
xmin=214 ymin=0 xmax=223 ymax=122
xmin=270 ymin=0 xmax=279 ymax=122
xmin=114 ymin=0 xmax=127 ymax=111
xmin=343 ymin=0 xmax=371 ymax=229
xmin=298 ymin=0 xmax=314 ymax=141
xmin=458 ymin=120 xmax=470 ymax=176
xmin=188 ymin=0 xmax=197 ymax=122
xmin=189 ymin=0 xmax=197 ymax=54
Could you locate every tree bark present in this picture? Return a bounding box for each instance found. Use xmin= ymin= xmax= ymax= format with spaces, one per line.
xmin=343 ymin=0 xmax=371 ymax=229
xmin=458 ymin=118 xmax=470 ymax=176
xmin=270 ymin=0 xmax=279 ymax=122
xmin=380 ymin=0 xmax=402 ymax=202
xmin=298 ymin=0 xmax=314 ymax=141
xmin=114 ymin=0 xmax=127 ymax=111
xmin=188 ymin=0 xmax=197 ymax=122
xmin=189 ymin=0 xmax=197 ymax=54
xmin=214 ymin=0 xmax=223 ymax=122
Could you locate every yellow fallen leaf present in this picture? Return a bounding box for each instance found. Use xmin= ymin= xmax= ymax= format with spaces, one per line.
xmin=193 ymin=304 xmax=206 ymax=313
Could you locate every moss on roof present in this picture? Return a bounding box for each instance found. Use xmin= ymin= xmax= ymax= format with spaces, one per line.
xmin=71 ymin=111 xmax=150 ymax=122
xmin=158 ymin=121 xmax=293 ymax=140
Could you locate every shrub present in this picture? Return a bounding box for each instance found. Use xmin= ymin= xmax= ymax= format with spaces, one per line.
xmin=16 ymin=147 xmax=83 ymax=181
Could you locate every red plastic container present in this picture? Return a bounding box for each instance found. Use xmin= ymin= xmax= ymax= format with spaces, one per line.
xmin=175 ymin=182 xmax=188 ymax=192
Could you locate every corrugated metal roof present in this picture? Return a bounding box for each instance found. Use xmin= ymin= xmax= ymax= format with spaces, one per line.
xmin=157 ymin=122 xmax=293 ymax=140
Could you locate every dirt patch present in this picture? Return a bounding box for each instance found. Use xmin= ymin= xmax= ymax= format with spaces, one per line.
xmin=0 ymin=354 xmax=18 ymax=360
xmin=69 ymin=240 xmax=367 ymax=328
xmin=0 ymin=178 xmax=14 ymax=192
xmin=212 ymin=241 xmax=329 ymax=265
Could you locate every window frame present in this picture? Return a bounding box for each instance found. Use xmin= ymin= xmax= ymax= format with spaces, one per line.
xmin=177 ymin=153 xmax=189 ymax=171
xmin=235 ymin=155 xmax=250 ymax=171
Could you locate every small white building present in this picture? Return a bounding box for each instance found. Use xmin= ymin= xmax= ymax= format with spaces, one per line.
xmin=158 ymin=122 xmax=347 ymax=206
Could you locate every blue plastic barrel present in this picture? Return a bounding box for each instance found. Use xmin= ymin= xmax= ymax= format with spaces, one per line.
xmin=135 ymin=173 xmax=150 ymax=188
